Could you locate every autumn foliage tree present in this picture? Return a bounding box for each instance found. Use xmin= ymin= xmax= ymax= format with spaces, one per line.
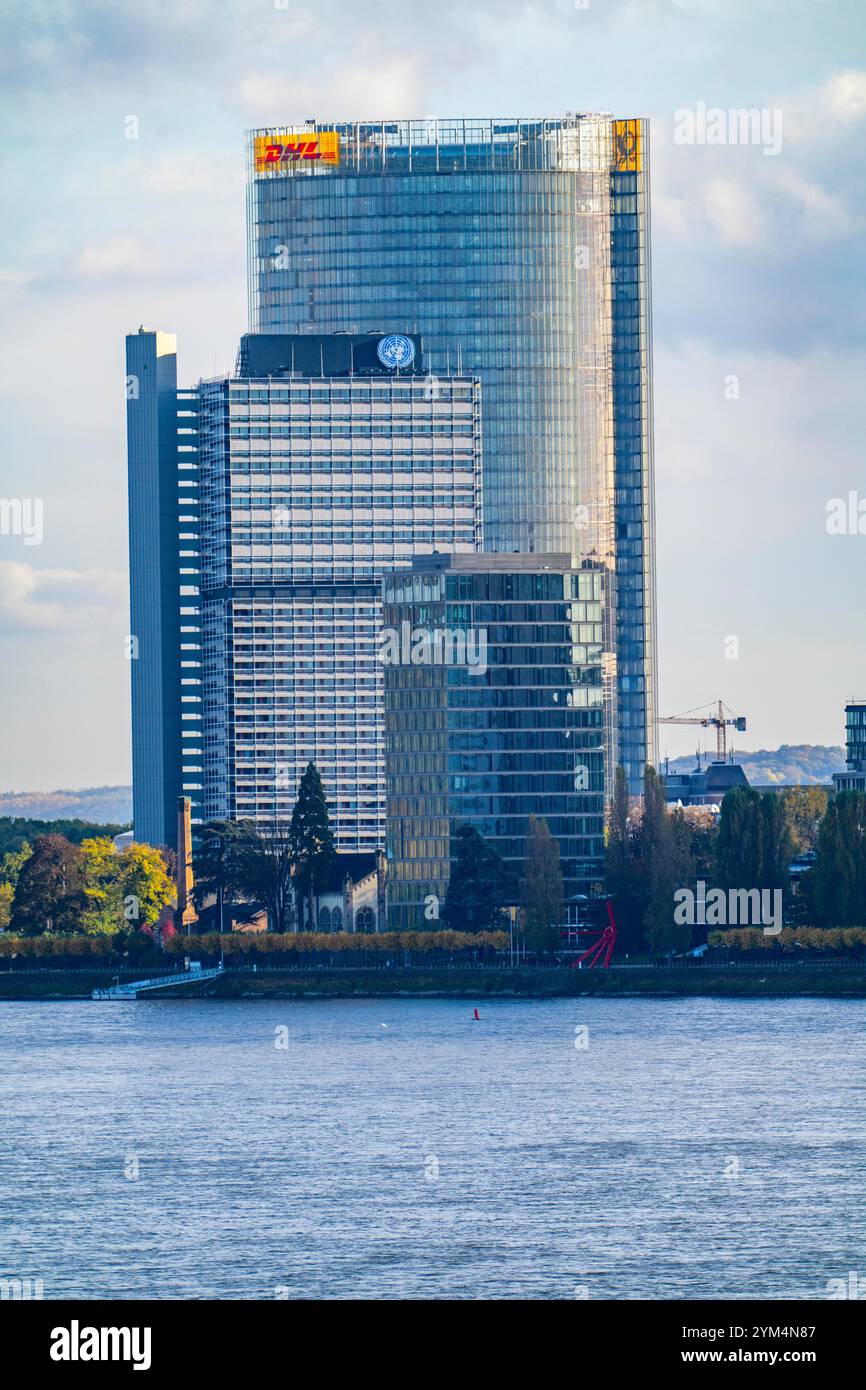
xmin=8 ymin=834 xmax=173 ymax=937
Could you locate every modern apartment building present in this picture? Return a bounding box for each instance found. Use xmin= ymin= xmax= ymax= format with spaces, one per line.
xmin=382 ymin=552 xmax=606 ymax=928
xmin=245 ymin=115 xmax=657 ymax=793
xmin=126 ymin=328 xmax=481 ymax=850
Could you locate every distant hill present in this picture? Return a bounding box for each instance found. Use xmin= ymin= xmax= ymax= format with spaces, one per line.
xmin=665 ymin=745 xmax=845 ymax=786
xmin=0 ymin=750 xmax=849 ymax=825
xmin=0 ymin=786 xmax=132 ymax=824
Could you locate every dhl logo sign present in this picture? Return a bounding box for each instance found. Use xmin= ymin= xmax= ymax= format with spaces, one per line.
xmin=612 ymin=119 xmax=641 ymax=172
xmin=254 ymin=132 xmax=340 ymax=172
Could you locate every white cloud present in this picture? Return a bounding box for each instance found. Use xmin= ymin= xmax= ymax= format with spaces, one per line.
xmin=238 ymin=55 xmax=425 ymax=121
xmin=73 ymin=235 xmax=152 ymax=279
xmin=702 ymin=175 xmax=768 ymax=247
xmin=784 ymin=67 xmax=866 ymax=143
xmin=0 ymin=562 xmax=126 ymax=635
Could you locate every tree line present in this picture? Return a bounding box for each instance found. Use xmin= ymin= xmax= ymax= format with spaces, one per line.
xmin=605 ymin=770 xmax=866 ymax=950
xmin=0 ymin=833 xmax=173 ymax=936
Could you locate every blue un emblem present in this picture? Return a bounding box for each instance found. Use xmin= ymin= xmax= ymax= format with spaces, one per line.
xmin=376 ymin=335 xmax=416 ymax=370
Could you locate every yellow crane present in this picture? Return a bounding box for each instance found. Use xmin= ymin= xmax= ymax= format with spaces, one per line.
xmin=658 ymin=700 xmax=746 ymax=764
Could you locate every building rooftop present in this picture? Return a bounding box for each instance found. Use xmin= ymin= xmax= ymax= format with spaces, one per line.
xmin=236 ymin=332 xmax=426 ymax=379
xmin=409 ymin=552 xmax=574 ymax=573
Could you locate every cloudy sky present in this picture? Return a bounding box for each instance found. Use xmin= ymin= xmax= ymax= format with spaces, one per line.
xmin=1 ymin=0 xmax=864 ymax=789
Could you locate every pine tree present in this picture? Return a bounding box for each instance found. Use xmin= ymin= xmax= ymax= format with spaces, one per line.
xmin=520 ymin=816 xmax=564 ymax=955
xmin=288 ymin=763 xmax=337 ymax=930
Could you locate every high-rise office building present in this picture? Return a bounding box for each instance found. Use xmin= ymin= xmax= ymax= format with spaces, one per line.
xmin=382 ymin=553 xmax=605 ymax=928
xmin=245 ymin=115 xmax=657 ymax=793
xmin=126 ymin=329 xmax=202 ymax=849
xmin=127 ymin=329 xmax=481 ymax=850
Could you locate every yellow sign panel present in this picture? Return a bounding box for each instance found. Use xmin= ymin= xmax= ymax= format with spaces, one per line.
xmin=254 ymin=131 xmax=340 ymax=172
xmin=612 ymin=119 xmax=641 ymax=173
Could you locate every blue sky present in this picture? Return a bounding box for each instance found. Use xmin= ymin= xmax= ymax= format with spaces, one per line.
xmin=1 ymin=0 xmax=864 ymax=788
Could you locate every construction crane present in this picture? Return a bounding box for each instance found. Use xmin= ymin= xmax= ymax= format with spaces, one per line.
xmin=658 ymin=700 xmax=746 ymax=764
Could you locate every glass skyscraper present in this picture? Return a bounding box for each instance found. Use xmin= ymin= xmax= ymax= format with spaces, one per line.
xmin=382 ymin=553 xmax=605 ymax=928
xmin=245 ymin=115 xmax=657 ymax=793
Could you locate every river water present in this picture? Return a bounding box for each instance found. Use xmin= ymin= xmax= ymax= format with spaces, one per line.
xmin=1 ymin=996 xmax=863 ymax=1300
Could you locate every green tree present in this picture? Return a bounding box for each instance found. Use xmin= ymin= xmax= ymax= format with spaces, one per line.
xmin=761 ymin=793 xmax=795 ymax=891
xmin=10 ymin=834 xmax=87 ymax=935
xmin=0 ymin=817 xmax=129 ymax=857
xmin=604 ymin=766 xmax=646 ymax=951
xmin=778 ymin=785 xmax=828 ymax=855
xmin=520 ymin=816 xmax=564 ymax=954
xmin=0 ymin=841 xmax=32 ymax=929
xmin=642 ymin=768 xmax=694 ymax=956
xmin=716 ymin=787 xmax=765 ymax=891
xmin=813 ymin=791 xmax=866 ymax=926
xmin=717 ymin=786 xmax=794 ymax=895
xmin=288 ymin=763 xmax=337 ymax=930
xmin=442 ymin=824 xmax=513 ymax=931
xmin=193 ymin=820 xmax=261 ymax=930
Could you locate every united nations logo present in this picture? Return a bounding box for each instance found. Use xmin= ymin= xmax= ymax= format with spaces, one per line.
xmin=376 ymin=334 xmax=416 ymax=370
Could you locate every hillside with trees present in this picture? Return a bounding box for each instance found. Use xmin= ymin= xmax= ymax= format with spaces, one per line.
xmin=665 ymin=745 xmax=844 ymax=785
xmin=0 ymin=786 xmax=132 ymax=824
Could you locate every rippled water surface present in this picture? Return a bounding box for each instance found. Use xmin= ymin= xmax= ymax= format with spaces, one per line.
xmin=1 ymin=996 xmax=864 ymax=1299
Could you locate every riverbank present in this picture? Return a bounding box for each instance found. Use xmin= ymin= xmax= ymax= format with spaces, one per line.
xmin=3 ymin=964 xmax=866 ymax=999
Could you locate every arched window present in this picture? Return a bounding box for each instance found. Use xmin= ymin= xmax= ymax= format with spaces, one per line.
xmin=318 ymin=906 xmax=332 ymax=932
xmin=330 ymin=907 xmax=343 ymax=931
xmin=355 ymin=906 xmax=375 ymax=934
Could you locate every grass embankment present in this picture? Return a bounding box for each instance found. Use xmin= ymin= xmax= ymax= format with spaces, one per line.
xmin=4 ymin=966 xmax=866 ymax=1000
xmin=158 ymin=965 xmax=866 ymax=999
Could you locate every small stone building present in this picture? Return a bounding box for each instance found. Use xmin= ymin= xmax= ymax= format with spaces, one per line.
xmin=306 ymin=851 xmax=387 ymax=933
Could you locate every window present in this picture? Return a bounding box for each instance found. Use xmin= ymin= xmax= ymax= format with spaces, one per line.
xmin=355 ymin=906 xmax=375 ymax=933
